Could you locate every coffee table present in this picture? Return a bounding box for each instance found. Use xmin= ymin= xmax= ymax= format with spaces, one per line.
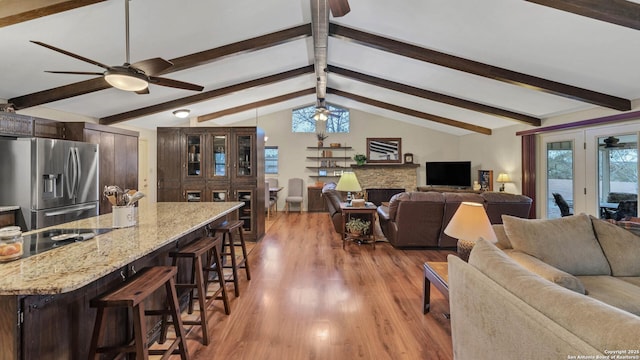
xmin=423 ymin=262 xmax=449 ymax=315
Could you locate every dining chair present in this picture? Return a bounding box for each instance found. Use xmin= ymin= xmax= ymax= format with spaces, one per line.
xmin=285 ymin=178 xmax=303 ymax=213
xmin=267 ymin=178 xmax=279 ymax=211
xmin=265 ymin=181 xmax=276 ymax=220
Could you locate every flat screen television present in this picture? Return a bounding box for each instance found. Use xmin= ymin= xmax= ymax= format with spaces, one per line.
xmin=425 ymin=161 xmax=472 ymax=188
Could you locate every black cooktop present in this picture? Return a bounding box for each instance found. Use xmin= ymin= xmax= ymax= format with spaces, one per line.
xmin=21 ymin=228 xmax=113 ymax=258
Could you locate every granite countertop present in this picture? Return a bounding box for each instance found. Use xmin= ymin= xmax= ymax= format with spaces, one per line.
xmin=0 ymin=206 xmax=19 ymax=212
xmin=0 ymin=201 xmax=243 ymax=295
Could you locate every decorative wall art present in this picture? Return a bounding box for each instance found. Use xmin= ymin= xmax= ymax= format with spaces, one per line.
xmin=366 ymin=138 xmax=402 ymax=163
xmin=478 ymin=170 xmax=493 ymax=191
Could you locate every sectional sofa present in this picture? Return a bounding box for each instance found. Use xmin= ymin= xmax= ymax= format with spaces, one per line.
xmin=449 ymin=214 xmax=640 ymax=359
xmin=376 ymin=191 xmax=532 ymax=248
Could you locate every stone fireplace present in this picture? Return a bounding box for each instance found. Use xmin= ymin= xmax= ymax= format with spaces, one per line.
xmin=350 ymin=164 xmax=420 ymax=203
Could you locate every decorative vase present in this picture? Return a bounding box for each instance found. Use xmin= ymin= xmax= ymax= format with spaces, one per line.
xmin=356 ymin=160 xmax=365 ymax=166
xmin=318 ymin=141 xmax=324 ymax=147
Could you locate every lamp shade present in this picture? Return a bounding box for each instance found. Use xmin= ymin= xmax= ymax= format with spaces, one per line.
xmin=444 ymin=202 xmax=496 ymax=243
xmin=497 ymin=173 xmax=511 ymax=183
xmin=336 ymin=172 xmax=362 ymax=192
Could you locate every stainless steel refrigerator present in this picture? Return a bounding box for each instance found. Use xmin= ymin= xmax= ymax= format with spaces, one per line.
xmin=0 ymin=138 xmax=99 ymax=230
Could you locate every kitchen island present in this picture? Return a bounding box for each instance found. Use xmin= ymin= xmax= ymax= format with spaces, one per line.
xmin=0 ymin=201 xmax=243 ymax=360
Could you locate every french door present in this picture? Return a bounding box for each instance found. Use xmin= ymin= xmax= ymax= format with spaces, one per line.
xmin=538 ymin=122 xmax=640 ymax=219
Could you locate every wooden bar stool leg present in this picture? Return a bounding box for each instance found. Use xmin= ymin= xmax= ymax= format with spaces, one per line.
xmin=132 ymin=303 xmax=148 ymax=360
xmin=211 ymin=243 xmax=231 ymax=315
xmin=237 ymin=227 xmax=251 ymax=280
xmin=193 ymin=254 xmax=209 ymax=345
xmin=88 ymin=307 xmax=106 ymax=360
xmin=226 ymin=232 xmax=240 ymax=297
xmin=166 ymin=276 xmax=190 ymax=360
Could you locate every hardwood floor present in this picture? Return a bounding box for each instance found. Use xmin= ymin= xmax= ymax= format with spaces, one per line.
xmin=166 ymin=212 xmax=455 ymax=359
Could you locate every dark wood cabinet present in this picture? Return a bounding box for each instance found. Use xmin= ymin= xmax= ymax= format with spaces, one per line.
xmin=157 ymin=127 xmax=265 ymax=240
xmin=65 ymin=123 xmax=139 ymax=214
xmin=308 ymin=186 xmax=328 ymax=212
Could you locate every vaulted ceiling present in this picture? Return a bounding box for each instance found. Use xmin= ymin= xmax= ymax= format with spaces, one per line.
xmin=2 ymin=0 xmax=640 ymax=135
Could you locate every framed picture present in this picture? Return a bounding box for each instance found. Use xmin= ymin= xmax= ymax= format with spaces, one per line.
xmin=334 ymin=170 xmax=343 ymax=176
xmin=366 ymin=137 xmax=402 ymax=163
xmin=318 ymin=169 xmax=327 ymax=177
xmin=478 ymin=170 xmax=493 ymax=191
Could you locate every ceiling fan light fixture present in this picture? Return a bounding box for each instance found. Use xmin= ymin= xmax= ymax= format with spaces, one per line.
xmin=173 ymin=109 xmax=191 ymax=118
xmin=314 ymin=112 xmax=328 ymax=121
xmin=104 ymin=70 xmax=148 ymax=92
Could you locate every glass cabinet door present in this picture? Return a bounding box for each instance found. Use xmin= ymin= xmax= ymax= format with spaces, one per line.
xmin=237 ymin=190 xmax=253 ymax=233
xmin=185 ymin=190 xmax=202 ymax=202
xmin=236 ymin=134 xmax=253 ymax=177
xmin=186 ymin=134 xmax=203 ymax=177
xmin=211 ymin=190 xmax=228 ymax=202
xmin=212 ymin=135 xmax=227 ymax=177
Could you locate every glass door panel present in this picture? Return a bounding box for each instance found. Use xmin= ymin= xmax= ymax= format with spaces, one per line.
xmin=212 ymin=135 xmax=227 ymax=177
xmin=546 ymin=140 xmax=574 ymax=219
xmin=211 ymin=190 xmax=228 ymax=202
xmin=597 ymin=134 xmax=638 ymax=219
xmin=236 ymin=134 xmax=253 ymax=177
xmin=186 ymin=134 xmax=202 ymax=177
xmin=185 ymin=190 xmax=202 ymax=202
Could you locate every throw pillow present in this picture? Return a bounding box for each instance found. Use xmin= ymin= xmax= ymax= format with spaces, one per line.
xmin=505 ymin=250 xmax=586 ymax=294
xmin=591 ymin=216 xmax=640 ymax=276
xmin=502 ymin=214 xmax=611 ymax=276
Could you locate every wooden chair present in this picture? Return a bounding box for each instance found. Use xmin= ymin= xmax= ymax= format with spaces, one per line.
xmin=285 ymin=178 xmax=304 ymax=213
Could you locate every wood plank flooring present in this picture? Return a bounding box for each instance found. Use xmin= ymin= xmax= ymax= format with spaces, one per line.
xmin=168 ymin=212 xmax=455 ymax=359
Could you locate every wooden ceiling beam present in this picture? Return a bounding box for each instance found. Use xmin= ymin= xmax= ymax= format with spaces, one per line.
xmin=328 ymin=0 xmax=350 ymax=17
xmin=327 ymin=88 xmax=492 ymax=135
xmin=328 ymin=65 xmax=541 ymax=126
xmin=525 ymin=0 xmax=640 ymax=31
xmin=329 ymin=23 xmax=631 ymax=111
xmin=197 ymin=88 xmax=315 ymax=122
xmin=10 ymin=24 xmax=312 ymax=109
xmin=0 ymin=0 xmax=106 ymax=28
xmin=100 ymin=65 xmax=314 ymax=125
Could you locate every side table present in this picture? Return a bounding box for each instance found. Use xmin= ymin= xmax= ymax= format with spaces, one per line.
xmin=423 ymin=262 xmax=449 ymax=315
xmin=340 ymin=202 xmax=378 ymax=249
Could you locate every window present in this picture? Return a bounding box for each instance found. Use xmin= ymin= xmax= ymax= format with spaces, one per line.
xmin=265 ymin=146 xmax=279 ymax=174
xmin=292 ymin=103 xmax=350 ymax=133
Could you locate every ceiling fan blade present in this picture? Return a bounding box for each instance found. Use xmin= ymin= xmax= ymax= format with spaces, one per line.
xmin=131 ymin=58 xmax=173 ymax=76
xmin=45 ymin=71 xmax=104 ymax=76
xmin=135 ymin=88 xmax=150 ymax=95
xmin=149 ymin=76 xmax=204 ymax=91
xmin=328 ymin=0 xmax=350 ymax=17
xmin=30 ymin=41 xmax=112 ymax=70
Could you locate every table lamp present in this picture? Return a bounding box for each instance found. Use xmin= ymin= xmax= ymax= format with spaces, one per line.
xmin=336 ymin=171 xmax=362 ymax=205
xmin=496 ymin=173 xmax=510 ymax=192
xmin=444 ymin=202 xmax=496 ymax=261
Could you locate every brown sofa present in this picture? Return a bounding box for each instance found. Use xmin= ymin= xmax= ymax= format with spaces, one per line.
xmin=322 ymin=182 xmax=344 ymax=234
xmin=377 ymin=191 xmax=532 ymax=248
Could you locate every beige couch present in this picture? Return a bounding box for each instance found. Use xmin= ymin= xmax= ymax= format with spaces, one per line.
xmin=449 ymin=214 xmax=640 ymax=360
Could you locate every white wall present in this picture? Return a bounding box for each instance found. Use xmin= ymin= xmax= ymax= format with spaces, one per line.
xmin=192 ymin=107 xmax=461 ymax=210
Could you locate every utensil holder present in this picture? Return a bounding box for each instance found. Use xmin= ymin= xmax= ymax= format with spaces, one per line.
xmin=113 ymin=206 xmax=136 ymax=228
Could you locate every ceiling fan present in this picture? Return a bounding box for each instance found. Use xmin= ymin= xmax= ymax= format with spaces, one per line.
xmin=600 ymin=136 xmax=626 ymax=149
xmin=311 ymin=98 xmax=347 ymax=121
xmin=31 ymin=0 xmax=203 ymax=94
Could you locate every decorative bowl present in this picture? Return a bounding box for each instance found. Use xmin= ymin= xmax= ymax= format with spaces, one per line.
xmin=330 ymin=143 xmax=341 ymax=147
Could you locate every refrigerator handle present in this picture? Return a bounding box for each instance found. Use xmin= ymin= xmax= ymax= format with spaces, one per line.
xmin=44 ymin=203 xmax=97 ymax=217
xmin=65 ymin=147 xmax=74 ymax=199
xmin=73 ymin=147 xmax=81 ymax=198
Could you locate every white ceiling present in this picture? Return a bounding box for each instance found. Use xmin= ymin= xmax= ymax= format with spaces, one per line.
xmin=2 ymin=0 xmax=640 ymax=135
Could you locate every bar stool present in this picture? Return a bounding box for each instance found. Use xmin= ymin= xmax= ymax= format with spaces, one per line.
xmin=212 ymin=220 xmax=251 ymax=297
xmin=88 ymin=266 xmax=189 ymax=360
xmin=162 ymin=236 xmax=230 ymax=346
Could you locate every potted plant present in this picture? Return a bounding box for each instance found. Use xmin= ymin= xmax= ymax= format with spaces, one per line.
xmin=353 ymin=153 xmax=367 ymax=166
xmin=345 ymin=218 xmax=371 ymax=236
xmin=316 ymin=132 xmax=328 ymax=147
